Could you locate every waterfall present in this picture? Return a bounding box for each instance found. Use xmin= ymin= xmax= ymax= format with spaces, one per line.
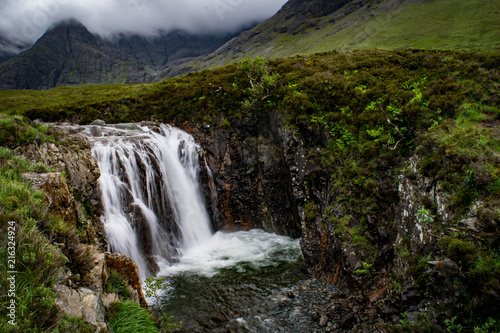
xmin=90 ymin=124 xmax=213 ymax=279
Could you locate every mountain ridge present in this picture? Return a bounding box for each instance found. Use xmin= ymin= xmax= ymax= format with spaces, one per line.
xmin=0 ymin=20 xmax=250 ymax=90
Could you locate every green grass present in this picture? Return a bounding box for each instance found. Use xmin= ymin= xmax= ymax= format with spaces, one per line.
xmin=106 ymin=301 xmax=159 ymax=333
xmin=0 ymin=83 xmax=153 ymax=117
xmin=353 ymin=0 xmax=500 ymax=50
xmin=0 ymin=144 xmax=67 ymax=332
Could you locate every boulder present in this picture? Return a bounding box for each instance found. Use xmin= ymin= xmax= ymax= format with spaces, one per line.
xmin=53 ymin=284 xmax=107 ymax=331
xmin=90 ymin=119 xmax=106 ymax=126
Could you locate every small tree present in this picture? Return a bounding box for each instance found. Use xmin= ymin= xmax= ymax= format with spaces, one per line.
xmin=144 ymin=276 xmax=182 ymax=333
xmin=237 ymin=57 xmax=279 ymax=118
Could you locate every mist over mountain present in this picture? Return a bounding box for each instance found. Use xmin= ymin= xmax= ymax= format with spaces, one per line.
xmin=110 ymin=23 xmax=257 ymax=67
xmin=0 ymin=36 xmax=30 ymax=64
xmin=0 ymin=0 xmax=287 ymax=46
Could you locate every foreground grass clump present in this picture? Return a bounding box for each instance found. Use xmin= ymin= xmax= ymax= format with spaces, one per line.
xmin=0 ymin=116 xmax=55 ymax=148
xmin=106 ymin=301 xmax=159 ymax=333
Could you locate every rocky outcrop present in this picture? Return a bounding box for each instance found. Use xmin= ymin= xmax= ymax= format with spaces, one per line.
xmin=54 ymin=248 xmax=146 ymax=331
xmin=188 ymin=113 xmax=303 ymax=238
xmin=22 ymin=172 xmax=79 ymax=227
xmin=53 ymin=285 xmax=107 ymax=331
xmin=105 ymin=253 xmax=147 ymax=307
xmin=21 ymin=133 xmax=104 ymax=244
xmin=19 ymin=137 xmax=147 ymax=331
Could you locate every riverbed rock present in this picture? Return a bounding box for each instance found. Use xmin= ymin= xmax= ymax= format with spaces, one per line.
xmin=90 ymin=119 xmax=106 ymax=126
xmin=319 ymin=314 xmax=329 ymax=326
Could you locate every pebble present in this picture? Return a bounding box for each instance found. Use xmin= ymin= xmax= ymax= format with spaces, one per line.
xmin=319 ymin=315 xmax=329 ymax=327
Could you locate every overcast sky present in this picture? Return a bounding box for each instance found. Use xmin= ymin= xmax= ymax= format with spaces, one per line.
xmin=0 ymin=0 xmax=288 ymax=45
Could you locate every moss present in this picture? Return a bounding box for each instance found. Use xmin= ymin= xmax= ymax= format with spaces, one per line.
xmin=304 ymin=202 xmax=317 ymax=223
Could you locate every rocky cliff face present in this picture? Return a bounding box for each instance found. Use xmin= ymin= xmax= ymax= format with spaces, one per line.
xmin=187 ymin=113 xmax=304 ymax=238
xmin=21 ymin=132 xmax=105 ymax=243
xmin=179 ymin=113 xmax=498 ymax=330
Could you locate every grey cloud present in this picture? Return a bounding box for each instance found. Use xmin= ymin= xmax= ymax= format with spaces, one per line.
xmin=0 ymin=0 xmax=287 ymax=44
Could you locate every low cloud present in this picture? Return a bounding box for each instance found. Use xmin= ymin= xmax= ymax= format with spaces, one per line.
xmin=0 ymin=0 xmax=287 ymax=44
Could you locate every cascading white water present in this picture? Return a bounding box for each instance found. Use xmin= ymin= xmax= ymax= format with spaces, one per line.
xmin=90 ymin=124 xmax=213 ymax=279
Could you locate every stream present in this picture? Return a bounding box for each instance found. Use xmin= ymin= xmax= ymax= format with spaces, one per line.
xmin=157 ymin=229 xmax=340 ymax=333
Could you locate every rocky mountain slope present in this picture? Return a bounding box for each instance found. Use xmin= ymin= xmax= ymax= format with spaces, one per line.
xmin=111 ymin=28 xmax=251 ymax=67
xmin=2 ymin=0 xmax=498 ymax=90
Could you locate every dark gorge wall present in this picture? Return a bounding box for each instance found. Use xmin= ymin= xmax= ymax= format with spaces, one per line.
xmin=189 ymin=112 xmax=304 ymax=238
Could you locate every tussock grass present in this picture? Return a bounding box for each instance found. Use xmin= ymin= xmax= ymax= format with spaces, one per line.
xmin=107 ymin=301 xmax=159 ymax=333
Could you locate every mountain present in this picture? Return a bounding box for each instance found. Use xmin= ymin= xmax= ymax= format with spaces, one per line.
xmin=0 ymin=20 xmax=155 ymax=90
xmin=1 ymin=0 xmax=499 ymax=90
xmin=0 ymin=20 xmax=255 ymax=91
xmin=111 ymin=26 xmax=255 ymax=67
xmin=174 ymin=0 xmax=500 ymax=71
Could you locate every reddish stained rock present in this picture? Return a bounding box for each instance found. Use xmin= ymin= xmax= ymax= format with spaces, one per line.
xmin=105 ymin=252 xmax=147 ymax=307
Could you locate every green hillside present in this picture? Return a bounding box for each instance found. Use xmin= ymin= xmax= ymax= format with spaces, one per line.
xmin=184 ymin=0 xmax=500 ymax=71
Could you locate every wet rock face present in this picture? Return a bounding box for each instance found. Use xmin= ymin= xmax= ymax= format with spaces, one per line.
xmin=189 ymin=113 xmax=303 ymax=238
